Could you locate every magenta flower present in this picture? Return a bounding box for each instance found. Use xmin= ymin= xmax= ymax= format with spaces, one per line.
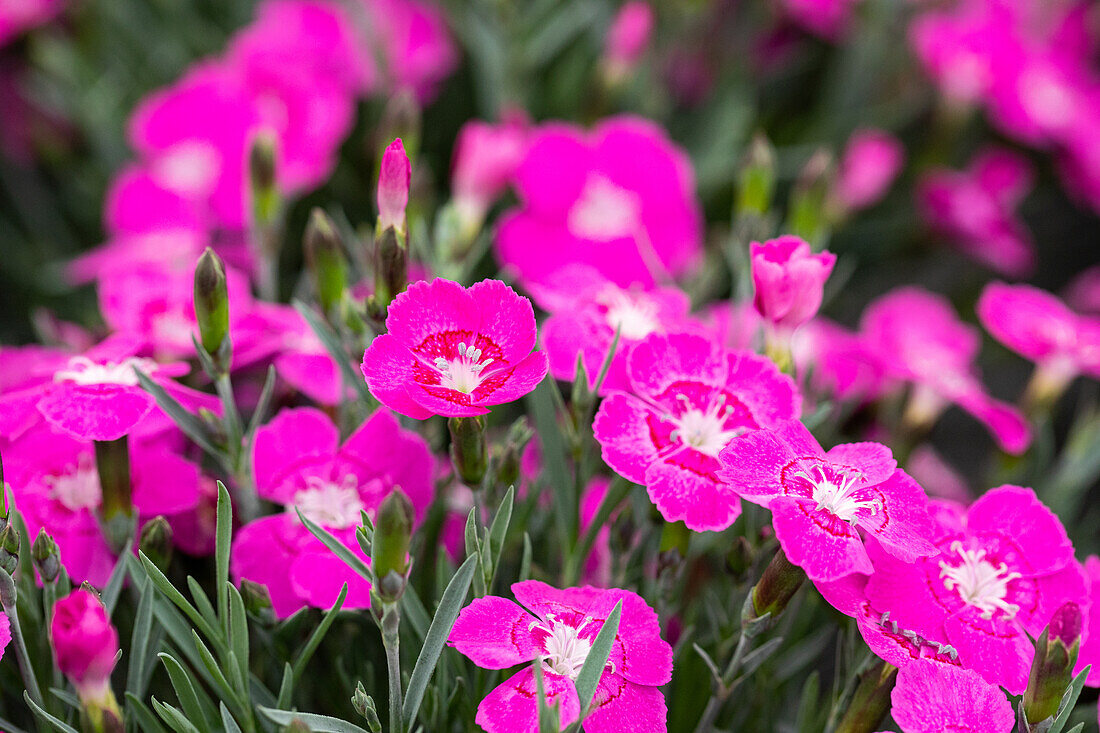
xmin=977 ymin=281 xmax=1100 ymax=391
xmin=50 ymin=589 xmax=120 ymax=699
xmin=534 ymin=265 xmax=705 ymax=394
xmin=781 ymin=0 xmax=859 ymax=40
xmin=602 ymin=1 xmax=654 ymax=77
xmin=750 ymin=236 xmax=836 ymax=333
xmin=378 ymin=138 xmax=411 ymax=233
xmin=865 ymin=487 xmax=1088 ymax=693
xmin=699 ymin=301 xmax=763 ymax=352
xmin=791 ymin=318 xmax=887 ymax=404
xmin=918 ymin=148 xmax=1035 ymax=277
xmin=361 ymin=278 xmax=549 ymax=419
xmin=266 ymin=305 xmax=346 ymax=406
xmin=594 ymin=333 xmax=800 ymax=532
xmin=6 ymin=424 xmax=202 ymax=585
xmin=834 ymin=129 xmax=904 ymax=212
xmin=1074 ymin=556 xmax=1100 ymax=686
xmin=68 ymin=227 xmax=207 ymax=286
xmin=719 ymin=420 xmax=937 ymax=581
xmin=231 ymin=407 xmax=432 ymax=617
xmin=909 ymin=2 xmax=1014 ymax=107
xmin=0 ymin=609 xmax=9 ymax=661
xmin=451 ymin=116 xmax=529 ymax=230
xmin=890 ymin=658 xmax=1014 ymax=733
xmin=360 ymin=0 xmax=458 ymax=103
xmin=495 ymin=116 xmax=703 ymax=291
xmin=860 ymin=287 xmax=1031 ymax=454
xmin=103 ymin=164 xmax=205 ymax=236
xmin=1066 ymin=265 xmax=1100 ymax=314
xmin=448 ymin=581 xmax=672 ymax=732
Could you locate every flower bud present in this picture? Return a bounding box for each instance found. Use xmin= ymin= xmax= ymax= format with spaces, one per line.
xmin=249 ymin=132 xmax=280 ymax=224
xmin=494 ymin=417 xmax=533 ymax=492
xmin=51 ymin=589 xmax=121 ymax=721
xmin=371 ymin=489 xmax=414 ymax=603
xmin=373 ymin=224 xmax=407 ymax=314
xmin=0 ymin=522 xmax=19 ymax=576
xmin=834 ymin=129 xmax=904 ymax=213
xmin=834 ymin=659 xmax=898 ymax=733
xmin=602 ymin=1 xmax=654 ymax=83
xmin=32 ymin=528 xmax=60 ymax=584
xmin=139 ymin=516 xmax=173 ymax=573
xmin=304 ymin=208 xmax=348 ymax=317
xmin=377 ymin=138 xmax=411 ymax=236
xmin=449 ymin=416 xmax=488 ymax=488
xmin=736 ymin=133 xmax=777 ymax=217
xmin=749 ymin=548 xmax=805 ymax=623
xmin=750 ymin=235 xmax=836 ymax=332
xmin=240 ymin=579 xmax=276 ymax=625
xmin=352 ymin=682 xmax=382 ymax=733
xmin=193 ymin=248 xmax=230 ymax=359
xmin=1025 ymin=601 xmax=1082 ymax=725
xmin=786 ymin=148 xmax=834 ymax=246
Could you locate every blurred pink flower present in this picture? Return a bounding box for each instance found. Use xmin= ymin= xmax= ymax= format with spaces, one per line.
xmin=1066 ymin=266 xmax=1100 ymax=314
xmin=495 ymin=116 xmax=703 ymax=291
xmin=361 ymin=0 xmax=458 ymax=103
xmin=361 ymin=279 xmax=548 ymax=419
xmin=0 ymin=0 xmax=63 ymax=48
xmin=781 ymin=0 xmax=861 ymax=40
xmin=1075 ymin=556 xmax=1100 ymax=686
xmin=603 ymin=1 xmax=654 ymax=78
xmin=449 ymin=580 xmax=671 ymax=732
xmin=719 ymin=420 xmax=936 ymax=581
xmin=792 ymin=318 xmax=887 ymax=404
xmin=750 ymin=235 xmax=836 ymax=332
xmin=232 ymin=407 xmax=432 ymax=617
xmin=451 ymin=116 xmax=529 ymax=229
xmin=834 ymin=129 xmax=904 ymax=211
xmin=594 ymin=333 xmax=800 ymax=532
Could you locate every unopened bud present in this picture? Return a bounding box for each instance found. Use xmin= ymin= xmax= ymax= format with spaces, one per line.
xmin=377 ymin=138 xmax=410 ymax=235
xmin=249 ymin=133 xmax=280 ymax=224
xmin=0 ymin=522 xmax=19 ymax=575
xmin=352 ymin=682 xmax=382 ymax=732
xmin=284 ymin=718 xmax=311 ymax=733
xmin=32 ymin=528 xmax=60 ymax=583
xmin=304 ymin=208 xmax=348 ymax=316
xmin=749 ymin=548 xmax=805 ymax=623
xmin=373 ymin=226 xmax=407 ymax=313
xmin=736 ymin=133 xmax=776 ymax=217
xmin=786 ymin=148 xmax=834 ymax=247
xmin=834 ymin=659 xmax=897 ymax=733
xmin=372 ymin=490 xmax=413 ymax=603
xmin=139 ymin=516 xmax=173 ymax=573
xmin=240 ymin=579 xmax=275 ymax=625
xmin=602 ymin=1 xmax=654 ymax=84
xmin=494 ymin=418 xmax=533 ymax=491
xmin=1025 ymin=601 xmax=1082 ymax=725
xmin=193 ymin=248 xmax=230 ymax=358
xmin=449 ymin=416 xmax=488 ymax=488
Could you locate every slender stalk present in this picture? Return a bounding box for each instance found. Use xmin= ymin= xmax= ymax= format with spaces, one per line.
xmin=692 ymin=629 xmax=752 ymax=733
xmin=381 ymin=602 xmax=403 ymax=733
xmin=0 ymin=570 xmax=42 ymax=706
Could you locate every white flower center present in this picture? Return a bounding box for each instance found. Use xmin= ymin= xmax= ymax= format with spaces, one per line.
xmin=1019 ymin=66 xmax=1074 ymax=131
xmin=567 ymin=174 xmax=643 ymax=242
xmin=434 ymin=341 xmax=494 ymax=394
xmin=291 ymin=476 xmax=365 ymax=529
xmin=939 ymin=540 xmax=1022 ymax=619
xmin=669 ymin=393 xmax=744 ymax=457
xmin=598 ymin=287 xmax=660 ymax=340
xmin=792 ymin=463 xmax=879 ymax=523
xmin=54 ymin=356 xmax=158 ymax=386
xmin=45 ymin=453 xmax=102 ymax=512
xmin=532 ymin=615 xmax=596 ymax=680
xmin=152 ymin=311 xmax=198 ymax=349
xmin=944 ymin=53 xmax=990 ymax=103
xmin=153 ymin=140 xmax=222 ymax=196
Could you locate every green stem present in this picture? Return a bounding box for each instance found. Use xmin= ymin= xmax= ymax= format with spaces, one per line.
xmin=95 ymin=438 xmax=134 ymax=554
xmin=382 ymin=602 xmax=403 ymax=733
xmin=692 ymin=630 xmax=752 ymax=733
xmin=0 ymin=571 xmax=42 ymax=707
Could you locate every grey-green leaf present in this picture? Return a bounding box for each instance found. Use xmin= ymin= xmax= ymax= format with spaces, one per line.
xmin=258 ymin=706 xmax=372 ymax=733
xmin=574 ymin=600 xmax=622 ymax=711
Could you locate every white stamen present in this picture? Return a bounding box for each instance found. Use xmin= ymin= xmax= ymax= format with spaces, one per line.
xmin=567 ymin=174 xmax=643 ymax=242
xmin=597 ymin=287 xmax=660 ymax=340
xmin=45 ymin=453 xmax=102 ymax=512
xmin=291 ymin=475 xmax=366 ymax=530
xmin=939 ymin=540 xmax=1022 ymax=619
xmin=669 ymin=392 xmax=743 ymax=457
xmin=530 ymin=614 xmax=600 ymax=680
xmin=791 ymin=463 xmax=879 ymax=524
xmin=54 ymin=356 xmax=159 ymax=387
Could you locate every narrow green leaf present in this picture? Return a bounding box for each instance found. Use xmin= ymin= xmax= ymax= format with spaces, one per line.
xmin=296 ymin=508 xmax=373 ymax=581
xmin=1049 ymin=665 xmax=1091 ymax=733
xmin=124 ymin=693 xmax=169 ymax=733
xmin=400 ymin=585 xmax=431 ymax=641
xmin=100 ymin=539 xmax=132 ymax=616
xmin=126 ymin=577 xmax=156 ymax=700
xmin=138 ymin=551 xmax=225 ymax=654
xmin=22 ymin=692 xmax=78 ymax=733
xmin=736 ymin=636 xmax=785 ymax=679
xmin=245 ymin=365 xmax=278 ymax=440
xmin=190 ymin=630 xmax=246 ymax=718
xmin=135 ymin=369 xmax=220 ymax=457
xmin=215 ymin=481 xmax=232 ymax=634
xmin=227 ymin=583 xmax=249 ymax=696
xmin=151 ymin=697 xmax=203 ymax=733
xmin=590 ymin=327 xmax=622 ymax=395
xmin=526 ymin=377 xmax=574 ymax=545
xmin=520 ymin=532 xmax=532 ymax=582
xmin=574 ymin=600 xmax=623 ymax=712
xmin=258 ymin=706 xmax=371 ymax=733
xmin=402 ymin=555 xmax=478 ymax=731
xmin=276 ymin=662 xmax=294 ymax=710
xmin=185 ymin=576 xmax=219 ymax=630
xmin=158 ymin=652 xmax=216 ymax=731
xmin=293 ymin=299 xmax=373 ymax=404
xmin=46 ymin=687 xmax=80 ymax=711
xmin=487 ymin=486 xmax=514 ymax=590
xmin=220 ymin=702 xmax=244 ymax=733
xmin=292 ymin=584 xmax=348 ymax=687
xmin=532 ymin=661 xmax=558 ymax=733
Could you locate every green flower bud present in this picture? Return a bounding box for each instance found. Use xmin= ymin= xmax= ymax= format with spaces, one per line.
xmin=749 ymin=548 xmax=805 ymax=623
xmin=1025 ymin=601 xmax=1082 ymax=725
xmin=373 ymin=226 xmax=407 ymax=314
xmin=32 ymin=528 xmax=60 ymax=584
xmin=94 ymin=438 xmax=135 ymax=554
xmin=240 ymin=579 xmax=276 ymax=625
xmin=785 ymin=148 xmax=834 ymax=248
xmin=494 ymin=417 xmax=533 ymax=492
xmin=139 ymin=516 xmax=173 ymax=573
xmin=371 ymin=490 xmax=414 ymax=603
xmin=0 ymin=522 xmax=20 ymax=576
xmin=736 ymin=133 xmax=777 ymax=217
xmin=193 ymin=247 xmax=230 ymax=359
xmin=249 ymin=133 xmax=279 ymax=224
xmin=304 ymin=208 xmax=348 ymax=317
xmin=449 ymin=416 xmax=488 ymax=488
xmin=834 ymin=660 xmax=898 ymax=733
xmin=352 ymin=682 xmax=382 ymax=733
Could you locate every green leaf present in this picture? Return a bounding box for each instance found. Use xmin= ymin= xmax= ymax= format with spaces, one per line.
xmin=1049 ymin=665 xmax=1091 ymax=733
xmin=244 ymin=365 xmax=278 ymax=439
xmin=276 ymin=663 xmax=294 ymax=710
xmin=151 ymin=697 xmax=203 ymax=733
xmin=736 ymin=637 xmax=785 ymax=680
xmin=100 ymin=539 xmax=132 ymax=616
xmin=296 ymin=507 xmax=373 ymax=581
xmin=134 ymin=369 xmax=220 ymax=458
xmin=258 ymin=706 xmax=371 ymax=733
xmin=22 ymin=691 xmax=78 ymax=733
xmin=590 ymin=327 xmax=622 ymax=396
xmin=574 ymin=600 xmax=622 ymax=712
xmin=402 ymin=554 xmax=478 ymax=732
xmin=532 ymin=662 xmax=558 ymax=733
xmin=400 ymin=585 xmax=431 ymax=642
xmin=138 ymin=551 xmax=225 ymax=655
xmin=520 ymin=532 xmax=532 ymax=582
xmin=158 ymin=652 xmax=216 ymax=732
xmin=215 ymin=480 xmax=232 ymax=634
xmin=185 ymin=576 xmax=219 ymax=630
xmin=292 ymin=583 xmax=348 ymax=688
xmin=47 ymin=687 xmax=80 ymax=711
xmin=526 ymin=377 xmax=574 ymax=545
xmin=227 ymin=583 xmax=249 ymax=697
xmin=124 ymin=693 xmax=169 ymax=733
xmin=487 ymin=486 xmax=514 ymax=591
xmin=220 ymin=702 xmax=244 ymax=733
xmin=126 ymin=576 xmax=157 ymax=700
xmin=293 ymin=299 xmax=373 ymax=404
xmin=190 ymin=630 xmax=246 ymax=718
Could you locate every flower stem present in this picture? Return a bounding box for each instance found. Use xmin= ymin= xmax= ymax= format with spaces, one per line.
xmin=0 ymin=570 xmax=42 ymax=706
xmin=381 ymin=601 xmax=403 ymax=733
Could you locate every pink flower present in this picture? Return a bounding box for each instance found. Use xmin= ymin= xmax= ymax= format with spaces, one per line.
xmin=0 ymin=609 xmax=9 ymax=661
xmin=718 ymin=420 xmax=937 ymax=581
xmin=834 ymin=129 xmax=904 ymax=211
xmin=603 ymin=2 xmax=654 ymax=76
xmin=448 ymin=580 xmax=672 ymax=732
xmin=860 ymin=287 xmax=1031 ymax=454
xmin=918 ymin=148 xmax=1035 ymax=277
xmin=905 ymin=446 xmax=971 ymax=504
xmin=1076 ymin=556 xmax=1100 ymax=686
xmin=534 ymin=265 xmax=705 ymax=394
xmin=792 ymin=318 xmax=886 ymax=404
xmin=231 ymin=407 xmax=432 ymax=617
xmin=360 ymin=0 xmax=457 ymax=103
xmin=1065 ymin=266 xmax=1100 ymax=314
xmin=750 ymin=236 xmax=836 ymax=332
xmin=909 ymin=2 xmax=1015 ymax=107
xmin=378 ymin=138 xmax=411 ymax=232
xmin=50 ymin=589 xmax=120 ymax=697
xmin=103 ymin=164 xmax=205 ymax=236
xmin=5 ymin=425 xmax=202 ymax=585
xmin=265 ymin=306 xmax=347 ymax=406
xmin=68 ymin=227 xmax=208 ymax=285
xmin=699 ymin=301 xmax=763 ymax=352
xmin=451 ymin=116 xmax=529 ymax=228
xmin=495 ymin=116 xmax=703 ymax=291
xmin=890 ymin=658 xmax=1014 ymax=733
xmin=865 ymin=487 xmax=1088 ymax=693
xmin=361 ymin=278 xmax=549 ymax=419
xmin=594 ymin=333 xmax=800 ymax=532
xmin=977 ymin=281 xmax=1100 ymax=385
xmin=781 ymin=0 xmax=860 ymax=40
xmin=579 ymin=478 xmax=614 ymax=587
xmin=0 ymin=0 xmax=63 ymax=47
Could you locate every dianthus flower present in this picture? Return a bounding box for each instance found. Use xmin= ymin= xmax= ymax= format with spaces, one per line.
xmin=890 ymin=658 xmax=1014 ymax=733
xmin=834 ymin=129 xmax=904 ymax=212
xmin=750 ymin=235 xmax=836 ymax=333
xmin=361 ymin=278 xmax=548 ymax=419
xmin=449 ymin=580 xmax=672 ymax=732
xmin=1075 ymin=556 xmax=1100 ymax=686
xmin=231 ymin=407 xmax=432 ymax=617
xmin=865 ymin=487 xmax=1087 ymax=693
xmin=594 ymin=333 xmax=799 ymax=531
xmin=495 ymin=116 xmax=702 ymax=290
xmin=719 ymin=419 xmax=937 ymax=581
